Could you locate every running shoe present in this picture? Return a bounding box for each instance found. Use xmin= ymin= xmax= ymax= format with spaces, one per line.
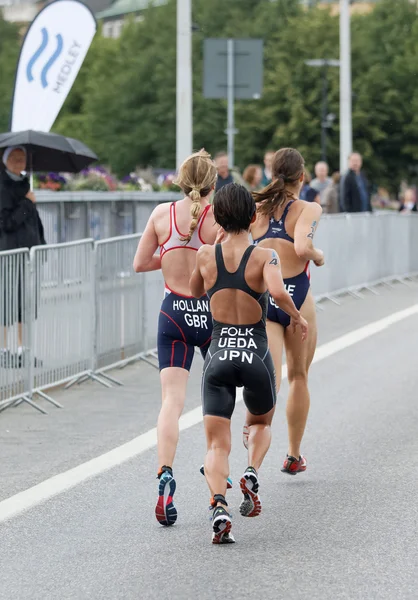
xmin=281 ymin=455 xmax=307 ymax=475
xmin=242 ymin=425 xmax=249 ymax=450
xmin=200 ymin=465 xmax=233 ymax=489
xmin=239 ymin=467 xmax=262 ymax=518
xmin=210 ymin=496 xmax=235 ymax=544
xmin=155 ymin=467 xmax=177 ymax=526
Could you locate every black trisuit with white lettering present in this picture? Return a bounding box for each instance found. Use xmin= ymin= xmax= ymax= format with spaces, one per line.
xmin=202 ymin=245 xmax=276 ymax=420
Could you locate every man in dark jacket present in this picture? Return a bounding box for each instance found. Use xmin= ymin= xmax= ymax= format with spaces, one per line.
xmin=341 ymin=152 xmax=372 ymax=213
xmin=0 ymin=146 xmax=46 ymax=367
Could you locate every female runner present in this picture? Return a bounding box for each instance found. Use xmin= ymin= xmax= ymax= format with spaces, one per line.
xmin=190 ymin=183 xmax=307 ymax=543
xmin=133 ymin=150 xmax=219 ymax=526
xmin=244 ymin=148 xmax=325 ymax=475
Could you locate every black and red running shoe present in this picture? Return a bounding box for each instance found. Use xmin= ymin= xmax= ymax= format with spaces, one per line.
xmin=210 ymin=495 xmax=235 ymax=544
xmin=239 ymin=467 xmax=262 ymax=518
xmin=281 ymin=455 xmax=307 ymax=475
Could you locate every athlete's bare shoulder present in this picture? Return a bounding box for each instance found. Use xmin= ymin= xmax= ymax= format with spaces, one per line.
xmin=296 ymin=199 xmax=323 ymax=218
xmin=196 ymin=243 xmax=214 ymax=260
xmin=252 ymin=245 xmax=279 ymax=266
xmin=151 ymin=201 xmax=170 ymax=220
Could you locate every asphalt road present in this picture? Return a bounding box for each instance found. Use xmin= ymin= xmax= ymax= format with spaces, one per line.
xmin=0 ymin=281 xmax=417 ymax=600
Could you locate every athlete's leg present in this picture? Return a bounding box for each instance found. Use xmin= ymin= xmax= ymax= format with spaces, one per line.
xmin=203 ymin=415 xmax=231 ymax=499
xmin=155 ymin=367 xmax=190 ymax=526
xmin=284 ymin=291 xmax=317 ymax=461
xmin=240 ymin=351 xmax=276 ymax=518
xmin=202 ymin=369 xmax=236 ymax=544
xmin=158 ymin=367 xmax=189 ymax=469
xmin=243 ymin=321 xmax=284 ymax=449
xmin=246 ymin=406 xmax=276 ymax=471
xmin=266 ymin=320 xmax=285 ymax=394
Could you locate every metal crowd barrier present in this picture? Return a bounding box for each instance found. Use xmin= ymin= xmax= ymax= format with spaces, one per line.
xmin=36 ymin=191 xmax=182 ymax=244
xmin=0 ymin=212 xmax=417 ymax=413
xmin=93 ymin=234 xmax=164 ymax=373
xmin=30 ymin=240 xmax=96 ymax=407
xmin=94 ymin=234 xmax=145 ymax=373
xmin=0 ymin=249 xmax=34 ymax=412
xmin=310 ymin=212 xmax=418 ymax=302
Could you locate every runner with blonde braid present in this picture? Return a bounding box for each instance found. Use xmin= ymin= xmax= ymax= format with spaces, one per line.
xmin=133 ymin=150 xmax=220 ymax=527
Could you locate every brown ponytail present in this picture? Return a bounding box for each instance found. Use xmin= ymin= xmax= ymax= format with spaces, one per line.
xmin=174 ymin=150 xmax=217 ymax=243
xmin=253 ymin=148 xmax=305 ymax=218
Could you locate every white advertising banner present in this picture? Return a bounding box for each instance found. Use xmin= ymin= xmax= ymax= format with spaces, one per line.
xmin=10 ymin=0 xmax=97 ymax=132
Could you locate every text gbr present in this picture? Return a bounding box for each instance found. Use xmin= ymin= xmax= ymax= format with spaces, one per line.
xmin=173 ymin=298 xmax=209 ymax=329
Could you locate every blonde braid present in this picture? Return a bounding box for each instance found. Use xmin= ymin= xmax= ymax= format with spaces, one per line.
xmin=179 ymin=188 xmax=202 ymax=243
xmin=175 ymin=150 xmax=217 ymax=243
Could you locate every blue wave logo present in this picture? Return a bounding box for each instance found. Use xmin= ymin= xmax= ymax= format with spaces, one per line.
xmin=26 ymin=27 xmax=64 ymax=89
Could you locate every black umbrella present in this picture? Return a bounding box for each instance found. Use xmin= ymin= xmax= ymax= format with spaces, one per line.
xmin=0 ymin=130 xmax=98 ymax=173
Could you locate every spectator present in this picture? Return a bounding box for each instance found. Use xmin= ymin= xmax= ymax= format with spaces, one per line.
xmin=261 ymin=150 xmax=275 ymax=186
xmin=310 ymin=161 xmax=332 ymax=206
xmin=214 ymin=152 xmax=248 ymax=191
xmin=322 ymin=172 xmax=341 ymax=214
xmin=342 ymin=152 xmax=372 ymax=213
xmin=0 ymin=146 xmax=46 ymax=367
xmin=399 ymin=187 xmax=417 ymax=213
xmin=300 ymin=169 xmax=320 ymax=204
xmin=243 ymin=164 xmax=263 ymax=191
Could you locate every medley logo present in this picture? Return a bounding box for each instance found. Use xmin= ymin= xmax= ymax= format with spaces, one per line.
xmin=26 ymin=27 xmax=82 ymax=94
xmin=26 ymin=27 xmax=63 ymax=89
xmin=11 ymin=0 xmax=97 ymax=132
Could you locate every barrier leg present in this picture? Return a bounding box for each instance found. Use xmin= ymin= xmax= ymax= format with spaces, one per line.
xmin=0 ymin=394 xmax=48 ymax=415
xmin=65 ymin=375 xmax=85 ymax=389
xmin=395 ymin=276 xmax=412 ymax=288
xmin=96 ymin=372 xmax=123 ymax=386
xmin=348 ymin=290 xmax=364 ymax=299
xmin=364 ymin=285 xmax=380 ymax=295
xmin=87 ymin=372 xmax=113 ymax=388
xmin=20 ymin=395 xmax=48 ymax=415
xmin=65 ymin=371 xmax=114 ymax=389
xmin=35 ymin=390 xmax=64 ymax=409
xmin=326 ymin=295 xmax=342 ymax=306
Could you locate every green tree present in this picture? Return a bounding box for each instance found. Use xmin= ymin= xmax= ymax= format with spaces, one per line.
xmin=0 ymin=16 xmax=20 ymax=132
xmin=350 ymin=0 xmax=418 ymax=187
xmin=235 ymin=3 xmax=340 ymax=172
xmin=35 ymin=0 xmax=418 ymax=186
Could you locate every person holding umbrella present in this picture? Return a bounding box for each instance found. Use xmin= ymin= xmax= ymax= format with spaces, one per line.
xmin=0 ymin=145 xmax=46 ymax=367
xmin=0 ymin=130 xmax=97 ymax=368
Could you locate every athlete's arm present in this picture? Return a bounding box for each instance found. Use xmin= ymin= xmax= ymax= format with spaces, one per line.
xmin=133 ymin=210 xmax=161 ymax=272
xmin=294 ymin=203 xmax=324 ymax=266
xmin=263 ymin=249 xmax=308 ymax=340
xmin=189 ymin=248 xmax=206 ymax=298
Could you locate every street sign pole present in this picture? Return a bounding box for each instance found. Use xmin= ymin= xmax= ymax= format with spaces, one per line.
xmin=340 ymin=0 xmax=353 ymax=173
xmin=226 ymin=39 xmax=235 ymax=168
xmin=305 ymin=58 xmax=340 ymax=164
xmin=176 ymin=0 xmax=192 ymax=169
xmin=321 ymin=66 xmax=328 ymax=162
xmin=203 ymin=38 xmax=263 ymax=166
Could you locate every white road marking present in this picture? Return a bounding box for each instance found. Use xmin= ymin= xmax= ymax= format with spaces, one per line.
xmin=0 ymin=302 xmax=417 ymax=524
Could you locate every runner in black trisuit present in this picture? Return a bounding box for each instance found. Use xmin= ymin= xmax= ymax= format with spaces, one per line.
xmin=190 ymin=183 xmax=308 ymax=544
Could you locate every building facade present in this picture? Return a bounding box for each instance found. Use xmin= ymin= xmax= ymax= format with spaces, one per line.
xmin=96 ymin=0 xmax=167 ymax=38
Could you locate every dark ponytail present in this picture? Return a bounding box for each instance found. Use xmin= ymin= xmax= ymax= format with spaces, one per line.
xmin=253 ymin=148 xmax=305 ymax=218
